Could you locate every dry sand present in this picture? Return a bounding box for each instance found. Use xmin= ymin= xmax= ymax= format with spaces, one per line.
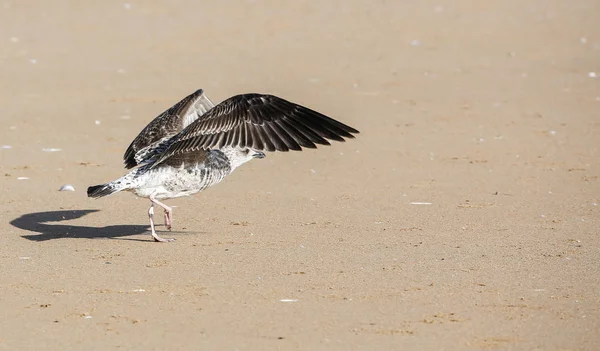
xmin=1 ymin=1 xmax=599 ymax=349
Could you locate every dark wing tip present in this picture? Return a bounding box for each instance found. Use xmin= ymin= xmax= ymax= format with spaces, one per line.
xmin=124 ymin=159 xmax=137 ymax=169
xmin=123 ymin=143 xmax=137 ymax=169
xmin=281 ymin=102 xmax=358 ymax=147
xmin=344 ymin=126 xmax=360 ymax=135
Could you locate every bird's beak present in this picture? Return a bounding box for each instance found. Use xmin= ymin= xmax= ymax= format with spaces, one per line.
xmin=253 ymin=151 xmax=266 ymax=159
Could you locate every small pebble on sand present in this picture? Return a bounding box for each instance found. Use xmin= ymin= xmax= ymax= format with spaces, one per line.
xmin=59 ymin=184 xmax=75 ymax=192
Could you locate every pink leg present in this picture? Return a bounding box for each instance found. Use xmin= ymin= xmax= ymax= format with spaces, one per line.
xmin=148 ymin=199 xmax=174 ymax=243
xmin=150 ymin=195 xmax=173 ymax=230
xmin=163 ymin=209 xmax=172 ymax=230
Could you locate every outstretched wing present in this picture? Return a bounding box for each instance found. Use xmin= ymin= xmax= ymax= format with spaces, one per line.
xmin=147 ymin=93 xmax=359 ymax=167
xmin=123 ymin=89 xmax=215 ymax=169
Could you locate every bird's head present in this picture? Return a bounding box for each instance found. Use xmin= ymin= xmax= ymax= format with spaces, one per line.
xmin=251 ymin=150 xmax=266 ymax=159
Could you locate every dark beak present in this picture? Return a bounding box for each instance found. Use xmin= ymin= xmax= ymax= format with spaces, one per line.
xmin=253 ymin=151 xmax=266 ymax=159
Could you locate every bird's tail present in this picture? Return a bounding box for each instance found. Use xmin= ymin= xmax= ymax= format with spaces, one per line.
xmin=87 ymin=171 xmax=138 ymax=198
xmin=87 ymin=183 xmax=121 ymax=198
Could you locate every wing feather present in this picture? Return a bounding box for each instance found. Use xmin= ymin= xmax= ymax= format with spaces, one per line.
xmin=144 ymin=93 xmax=359 ymax=167
xmin=248 ymin=124 xmax=264 ymax=150
xmin=258 ymin=125 xmax=276 ymax=152
xmin=123 ymin=89 xmax=215 ymax=168
xmin=263 ymin=122 xmax=290 ymax=151
xmin=274 ymin=119 xmax=315 ymax=149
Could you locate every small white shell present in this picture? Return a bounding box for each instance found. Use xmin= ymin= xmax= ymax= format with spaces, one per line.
xmin=59 ymin=184 xmax=75 ymax=191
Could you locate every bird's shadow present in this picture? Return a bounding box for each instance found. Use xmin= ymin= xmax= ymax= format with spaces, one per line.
xmin=11 ymin=210 xmax=152 ymax=242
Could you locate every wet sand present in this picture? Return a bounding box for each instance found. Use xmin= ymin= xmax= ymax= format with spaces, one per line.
xmin=1 ymin=1 xmax=599 ymax=349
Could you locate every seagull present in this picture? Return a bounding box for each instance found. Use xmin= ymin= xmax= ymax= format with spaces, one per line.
xmin=87 ymin=89 xmax=359 ymax=242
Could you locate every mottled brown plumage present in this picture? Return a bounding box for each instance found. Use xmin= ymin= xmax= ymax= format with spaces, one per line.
xmin=123 ymin=89 xmax=215 ymax=169
xmin=144 ymin=93 xmax=359 ymax=168
xmin=90 ymin=88 xmax=359 ymax=242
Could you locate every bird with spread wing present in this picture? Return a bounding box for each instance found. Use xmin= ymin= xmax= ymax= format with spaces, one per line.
xmin=88 ymin=89 xmax=359 ymax=242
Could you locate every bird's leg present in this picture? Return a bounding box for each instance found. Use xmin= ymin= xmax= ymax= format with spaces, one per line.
xmin=164 ymin=210 xmax=171 ymax=230
xmin=148 ymin=199 xmax=175 ymax=242
xmin=150 ymin=196 xmax=173 ymax=230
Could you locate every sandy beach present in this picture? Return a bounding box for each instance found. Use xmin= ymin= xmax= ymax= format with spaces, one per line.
xmin=1 ymin=1 xmax=599 ymax=349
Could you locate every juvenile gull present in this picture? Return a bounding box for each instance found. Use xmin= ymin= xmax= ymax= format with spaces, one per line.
xmin=87 ymin=89 xmax=359 ymax=242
